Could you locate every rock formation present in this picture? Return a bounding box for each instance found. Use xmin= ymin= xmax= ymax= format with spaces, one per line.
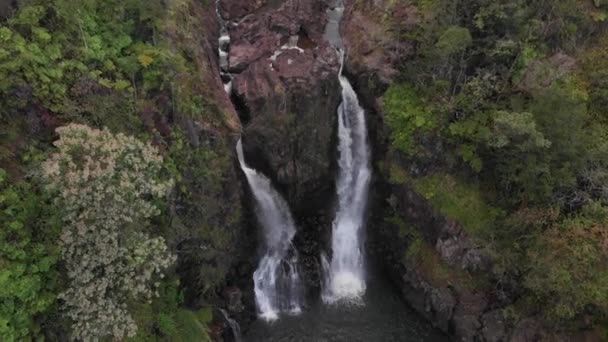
xmin=222 ymin=0 xmax=342 ymax=211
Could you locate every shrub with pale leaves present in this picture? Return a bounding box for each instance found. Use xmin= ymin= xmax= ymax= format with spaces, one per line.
xmin=42 ymin=124 xmax=175 ymax=341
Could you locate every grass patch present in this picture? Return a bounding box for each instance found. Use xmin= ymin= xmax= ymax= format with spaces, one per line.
xmin=412 ymin=173 xmax=503 ymax=236
xmin=388 ymin=163 xmax=409 ymax=185
xmin=169 ymin=308 xmax=213 ymax=342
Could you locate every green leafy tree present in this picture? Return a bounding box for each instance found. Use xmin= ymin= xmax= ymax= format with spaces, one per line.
xmin=0 ymin=169 xmax=60 ymax=341
xmin=384 ymin=83 xmax=436 ymax=155
xmin=435 ymin=26 xmax=472 ymax=56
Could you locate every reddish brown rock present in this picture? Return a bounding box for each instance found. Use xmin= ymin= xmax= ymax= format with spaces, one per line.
xmin=219 ymin=0 xmax=268 ymax=20
xmin=341 ymin=0 xmax=418 ymax=84
xmin=227 ymin=0 xmax=327 ymax=72
xmin=228 ymin=0 xmax=341 ymax=208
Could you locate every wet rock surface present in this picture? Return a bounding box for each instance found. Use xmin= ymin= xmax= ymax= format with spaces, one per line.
xmin=225 ymin=0 xmax=342 ymax=212
xmin=218 ymin=0 xmax=269 ymax=20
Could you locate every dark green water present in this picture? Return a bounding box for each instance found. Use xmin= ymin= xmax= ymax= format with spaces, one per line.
xmin=243 ymin=269 xmax=448 ymax=342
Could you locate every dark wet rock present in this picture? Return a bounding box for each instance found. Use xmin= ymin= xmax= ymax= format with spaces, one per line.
xmin=211 ymin=308 xmax=241 ymax=342
xmin=293 ymin=214 xmax=328 ymax=289
xmin=429 ymin=287 xmax=456 ymax=332
xmin=223 ymin=287 xmax=245 ymax=314
xmin=461 ymin=247 xmax=492 ymax=272
xmin=435 ymin=220 xmax=491 ymax=273
xmin=482 ymin=310 xmax=507 ymax=342
xmin=219 ymin=0 xmax=268 ymax=20
xmin=0 ymin=0 xmax=20 ymax=20
xmin=452 ymin=292 xmax=486 ymax=341
xmin=509 ymin=318 xmax=544 ymax=342
xmin=436 ymin=236 xmax=466 ymax=265
xmin=398 ymin=268 xmax=433 ymax=321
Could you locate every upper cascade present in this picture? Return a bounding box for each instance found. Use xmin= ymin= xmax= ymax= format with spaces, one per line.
xmin=322 ymin=0 xmax=372 ymax=304
xmin=322 ymin=51 xmax=372 ymax=304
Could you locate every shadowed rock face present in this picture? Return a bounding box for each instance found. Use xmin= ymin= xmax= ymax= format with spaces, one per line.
xmin=218 ymin=0 xmax=269 ymax=20
xmin=0 ymin=0 xmax=17 ymax=20
xmin=223 ymin=0 xmax=342 ymax=211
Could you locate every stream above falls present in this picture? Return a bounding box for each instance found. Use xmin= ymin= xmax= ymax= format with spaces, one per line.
xmin=243 ymin=263 xmax=448 ymax=342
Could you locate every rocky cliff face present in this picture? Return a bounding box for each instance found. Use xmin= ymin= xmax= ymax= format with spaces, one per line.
xmin=340 ymin=2 xmax=601 ymax=342
xmin=216 ymin=0 xmax=347 ymax=296
xmin=221 ymin=0 xmax=341 ymax=212
xmin=152 ymin=0 xmax=248 ymax=314
xmin=202 ymin=1 xmax=601 ymax=341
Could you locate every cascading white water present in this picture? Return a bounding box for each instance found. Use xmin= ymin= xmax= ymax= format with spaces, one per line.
xmin=236 ymin=140 xmax=303 ymax=321
xmin=218 ymin=308 xmax=242 ymax=342
xmin=322 ymin=50 xmax=372 ymax=303
xmin=215 ymin=0 xmax=233 ymax=94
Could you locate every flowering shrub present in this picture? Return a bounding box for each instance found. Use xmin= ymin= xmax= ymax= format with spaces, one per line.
xmin=42 ymin=124 xmax=175 ymax=341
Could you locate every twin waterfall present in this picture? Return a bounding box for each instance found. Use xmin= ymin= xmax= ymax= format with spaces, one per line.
xmin=236 ymin=141 xmax=303 ymax=320
xmin=231 ymin=1 xmax=370 ymax=321
xmin=322 ymin=56 xmax=371 ymax=304
xmin=236 ymin=60 xmax=371 ymax=320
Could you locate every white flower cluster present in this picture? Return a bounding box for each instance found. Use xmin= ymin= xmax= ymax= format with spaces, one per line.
xmin=42 ymin=124 xmax=176 ymax=341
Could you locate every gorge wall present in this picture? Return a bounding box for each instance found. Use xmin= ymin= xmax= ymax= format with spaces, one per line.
xmin=1 ymin=0 xmax=606 ymax=340
xmin=205 ymin=0 xmax=604 ymax=341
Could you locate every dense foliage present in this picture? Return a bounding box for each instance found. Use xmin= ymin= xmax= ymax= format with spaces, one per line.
xmin=383 ymin=0 xmax=608 ymax=328
xmin=0 ymin=169 xmax=60 ymax=341
xmin=0 ymin=0 xmax=241 ymax=340
xmin=42 ymin=124 xmax=175 ymax=340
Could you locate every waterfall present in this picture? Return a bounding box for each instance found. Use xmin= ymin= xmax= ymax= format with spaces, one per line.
xmin=321 ymin=0 xmax=371 ymax=303
xmin=322 ymin=52 xmax=372 ymax=303
xmin=236 ymin=140 xmax=303 ymax=321
xmin=218 ymin=308 xmax=242 ymax=342
xmin=215 ymin=0 xmax=233 ymax=94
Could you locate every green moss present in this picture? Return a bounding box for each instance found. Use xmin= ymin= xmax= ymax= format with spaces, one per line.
xmin=412 ymin=173 xmax=503 ymax=236
xmin=414 ymin=0 xmax=441 ymax=14
xmin=194 ymin=307 xmax=213 ymax=325
xmin=388 ymin=163 xmax=409 ymax=185
xmin=385 ymin=215 xmax=419 ymax=239
xmin=403 ymin=238 xmax=476 ymax=289
xmin=404 ymin=236 xmax=424 ymax=262
xmin=169 ymin=309 xmax=212 ymax=342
